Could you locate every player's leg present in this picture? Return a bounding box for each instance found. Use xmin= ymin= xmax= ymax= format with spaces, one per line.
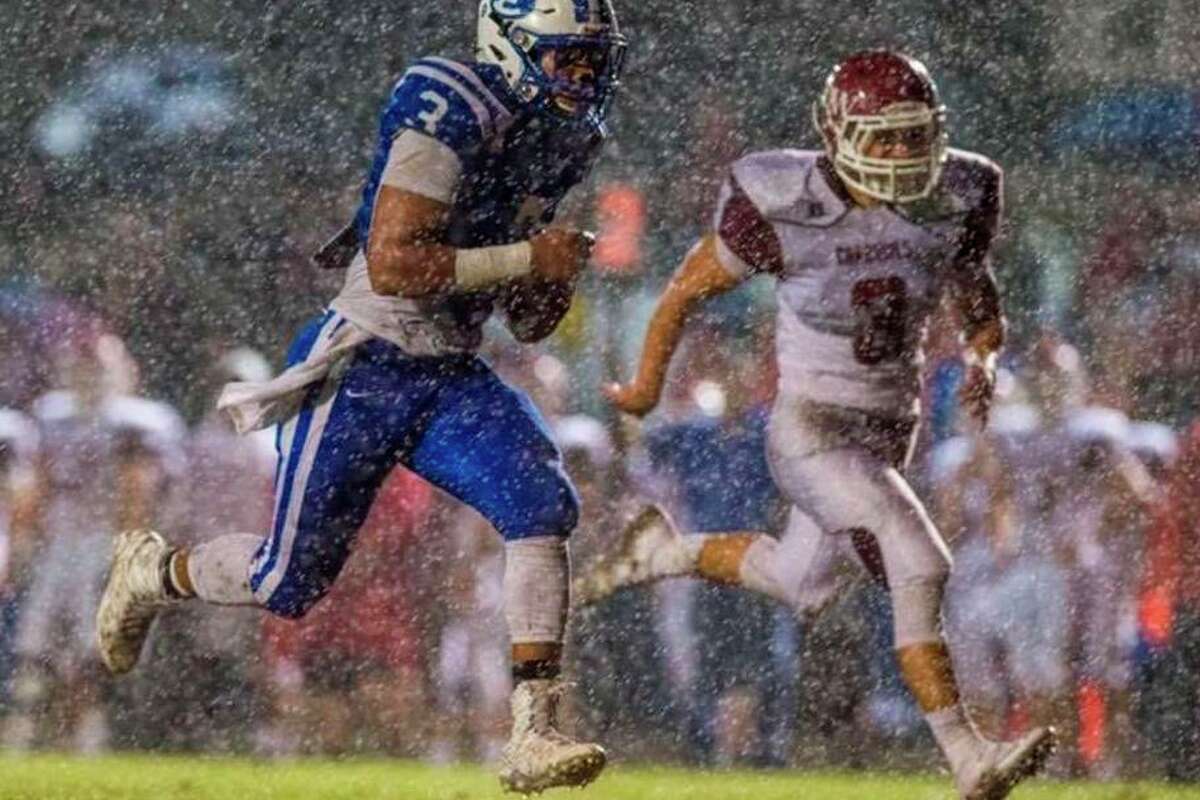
xmin=406 ymin=357 xmax=603 ymax=792
xmin=97 ymin=315 xmax=419 ymax=673
xmin=3 ymin=538 xmax=65 ymax=750
xmin=574 ymin=502 xmax=846 ymax=619
xmin=767 ymin=428 xmax=1054 ymax=799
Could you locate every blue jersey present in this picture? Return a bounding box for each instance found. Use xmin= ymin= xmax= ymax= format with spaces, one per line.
xmin=331 ymin=56 xmax=606 ymax=355
xmin=355 ymin=56 xmax=605 ymax=248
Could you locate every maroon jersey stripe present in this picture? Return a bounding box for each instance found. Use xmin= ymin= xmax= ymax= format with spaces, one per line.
xmin=718 ymin=175 xmax=784 ymax=274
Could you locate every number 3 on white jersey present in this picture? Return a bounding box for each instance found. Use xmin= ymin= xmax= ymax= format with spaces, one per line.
xmin=417 ymin=91 xmax=449 ymax=135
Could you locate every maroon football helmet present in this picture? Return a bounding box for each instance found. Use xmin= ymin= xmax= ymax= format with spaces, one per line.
xmin=813 ymin=50 xmax=948 ymax=203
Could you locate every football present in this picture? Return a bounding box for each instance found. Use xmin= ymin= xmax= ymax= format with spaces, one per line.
xmin=498 ymin=276 xmax=575 ymax=343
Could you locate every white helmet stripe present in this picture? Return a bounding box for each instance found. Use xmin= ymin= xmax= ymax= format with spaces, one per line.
xmin=423 ymin=57 xmax=515 ymax=120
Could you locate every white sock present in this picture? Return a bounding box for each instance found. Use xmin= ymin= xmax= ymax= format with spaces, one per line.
xmin=188 ymin=534 xmax=263 ymax=606
xmin=505 ymin=536 xmax=569 ymax=644
xmin=737 ymin=535 xmax=799 ymax=608
xmin=926 ymin=704 xmax=981 ymax=773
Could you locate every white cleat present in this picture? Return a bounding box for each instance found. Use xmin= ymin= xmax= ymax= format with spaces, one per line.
xmin=572 ymin=505 xmax=693 ymax=606
xmin=956 ymin=727 xmax=1058 ymax=800
xmin=96 ymin=529 xmax=176 ymax=675
xmin=499 ymin=679 xmax=606 ymax=794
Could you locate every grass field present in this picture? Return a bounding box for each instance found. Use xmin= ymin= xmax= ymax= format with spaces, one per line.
xmin=2 ymin=756 xmax=1199 ymax=800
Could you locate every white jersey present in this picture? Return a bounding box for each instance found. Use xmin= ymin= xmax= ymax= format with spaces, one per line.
xmin=185 ymin=416 xmax=275 ymax=542
xmin=713 ymin=148 xmax=1002 ymax=417
xmin=33 ymin=391 xmax=185 ymax=537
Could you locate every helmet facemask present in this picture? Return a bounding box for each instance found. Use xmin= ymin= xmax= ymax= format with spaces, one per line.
xmin=477 ymin=0 xmax=627 ymax=122
xmin=816 ymin=96 xmax=947 ymax=204
xmin=518 ymin=35 xmax=627 ymax=118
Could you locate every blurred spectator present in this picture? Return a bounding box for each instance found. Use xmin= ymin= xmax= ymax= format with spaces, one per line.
xmin=0 ymin=410 xmax=39 ymax=716
xmin=428 ymin=505 xmax=509 ymax=765
xmin=261 ymin=468 xmax=434 ymax=756
xmin=5 ymin=332 xmax=184 ymax=753
xmin=1134 ymin=419 xmax=1200 ymax=780
xmin=119 ymin=347 xmax=276 ymax=752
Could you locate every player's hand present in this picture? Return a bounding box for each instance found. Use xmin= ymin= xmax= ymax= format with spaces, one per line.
xmin=603 ymin=380 xmax=659 ymax=418
xmin=530 ymin=228 xmax=594 ymax=283
xmin=959 ymin=362 xmax=996 ymax=428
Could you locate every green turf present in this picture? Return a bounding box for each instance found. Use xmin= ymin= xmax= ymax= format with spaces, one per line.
xmin=1 ymin=755 xmax=1197 ymax=800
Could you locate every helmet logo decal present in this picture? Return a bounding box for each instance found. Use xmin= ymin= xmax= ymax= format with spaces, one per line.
xmin=494 ymin=0 xmax=536 ymax=18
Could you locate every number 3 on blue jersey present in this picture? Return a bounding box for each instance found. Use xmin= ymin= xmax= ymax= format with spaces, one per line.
xmin=383 ymin=57 xmax=510 ymax=157
xmin=417 ymin=91 xmax=449 ymax=135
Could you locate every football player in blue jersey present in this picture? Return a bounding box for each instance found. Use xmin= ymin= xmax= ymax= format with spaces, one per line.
xmin=97 ymin=1 xmax=626 ymax=791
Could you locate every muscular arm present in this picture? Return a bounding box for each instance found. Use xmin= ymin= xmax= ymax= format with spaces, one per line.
xmin=608 ymin=235 xmax=743 ymax=417
xmin=364 ymin=186 xmax=455 ymax=297
xmin=365 ymin=186 xmax=587 ymax=298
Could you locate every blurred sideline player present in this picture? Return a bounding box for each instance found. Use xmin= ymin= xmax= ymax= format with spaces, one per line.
xmin=635 ymin=327 xmax=800 ymax=767
xmin=6 ymin=333 xmax=184 ymax=752
xmin=934 ymin=396 xmax=1073 ymax=756
xmin=429 ymin=501 xmax=510 ymax=765
xmin=97 ymin=1 xmax=626 ymax=791
xmin=0 ymin=407 xmax=39 ymax=715
xmin=262 ymin=467 xmax=434 ymax=756
xmin=1055 ymin=406 xmax=1156 ymax=776
xmin=579 ymin=51 xmax=1055 ymax=799
xmin=126 ymin=348 xmax=277 ymax=751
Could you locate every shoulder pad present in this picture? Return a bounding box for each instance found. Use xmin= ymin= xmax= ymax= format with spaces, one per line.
xmin=731 ymin=149 xmax=846 ymax=225
xmin=32 ymin=390 xmax=78 ymax=423
xmin=1065 ymin=405 xmax=1129 ymax=445
xmin=103 ymin=395 xmax=186 ymax=443
xmin=385 ymin=57 xmax=514 ymax=155
xmin=0 ymin=409 xmax=38 ymax=455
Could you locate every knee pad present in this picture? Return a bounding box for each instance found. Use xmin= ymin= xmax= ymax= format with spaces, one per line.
xmin=500 ymin=474 xmax=579 ymax=541
xmin=504 ymin=536 xmax=569 ymax=644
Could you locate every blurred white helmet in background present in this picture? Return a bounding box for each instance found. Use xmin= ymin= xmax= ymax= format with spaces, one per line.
xmin=217 ymin=346 xmax=272 ymax=384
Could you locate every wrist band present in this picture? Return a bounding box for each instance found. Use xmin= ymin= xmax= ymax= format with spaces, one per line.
xmin=962 ymin=347 xmax=997 ymax=372
xmin=454 ymin=241 xmax=533 ymax=289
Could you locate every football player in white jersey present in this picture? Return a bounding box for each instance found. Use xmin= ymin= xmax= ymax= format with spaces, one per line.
xmin=580 ymin=51 xmax=1055 ymax=799
xmin=5 ymin=333 xmax=184 ymax=752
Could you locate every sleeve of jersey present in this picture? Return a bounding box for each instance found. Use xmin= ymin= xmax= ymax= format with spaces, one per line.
xmin=951 ymin=164 xmax=1004 ymax=337
xmin=956 ymin=163 xmax=1002 ymax=267
xmin=378 ymin=68 xmax=490 ymax=203
xmin=712 ymin=173 xmax=784 ymax=278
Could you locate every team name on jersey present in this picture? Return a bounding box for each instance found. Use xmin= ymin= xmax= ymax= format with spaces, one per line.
xmin=836 ymin=239 xmax=930 ymax=267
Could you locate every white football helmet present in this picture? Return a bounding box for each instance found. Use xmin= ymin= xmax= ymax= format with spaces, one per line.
xmin=476 ymin=0 xmax=626 ymax=119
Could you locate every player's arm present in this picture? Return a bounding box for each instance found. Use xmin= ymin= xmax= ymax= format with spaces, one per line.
xmin=366 ymin=186 xmax=589 ymax=298
xmin=362 ymin=69 xmax=590 ymax=299
xmin=949 ymin=163 xmax=1007 ymax=425
xmin=6 ymin=454 xmax=47 ymax=582
xmin=605 ymin=235 xmax=742 ymax=417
